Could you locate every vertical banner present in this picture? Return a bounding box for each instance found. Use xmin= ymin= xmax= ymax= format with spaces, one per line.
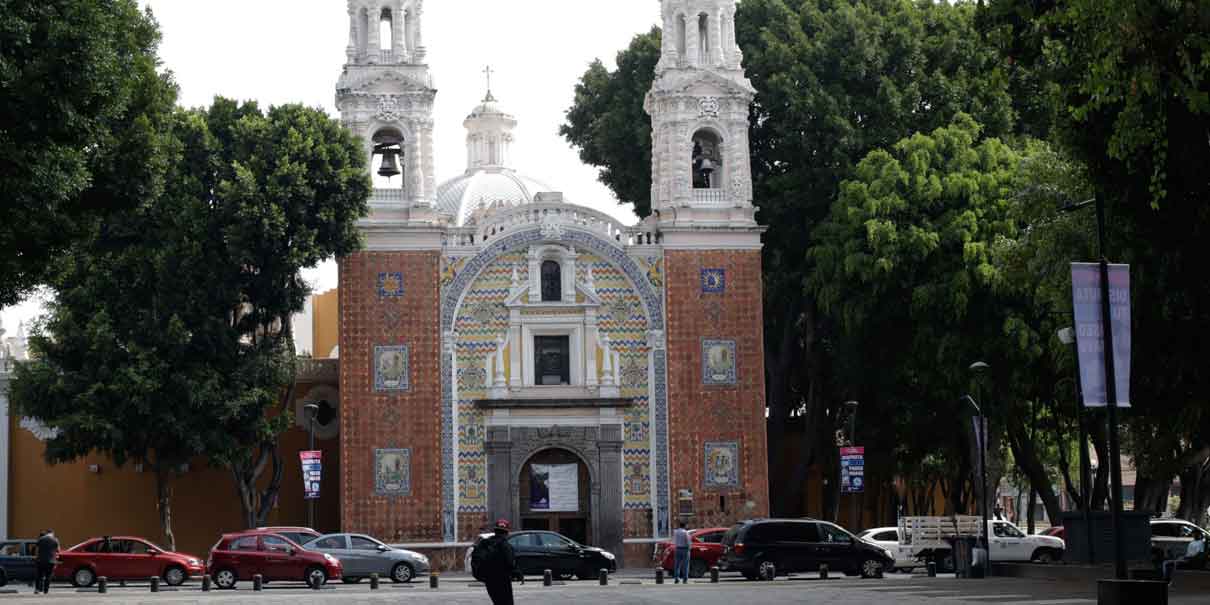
xmin=530 ymin=464 xmax=579 ymax=512
xmin=300 ymin=450 xmax=322 ymax=500
xmin=840 ymin=447 xmax=865 ymax=493
xmin=1070 ymin=263 xmax=1131 ymax=407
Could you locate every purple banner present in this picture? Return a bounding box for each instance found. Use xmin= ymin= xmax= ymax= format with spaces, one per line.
xmin=1070 ymin=263 xmax=1131 ymax=408
xmin=300 ymin=450 xmax=322 ymax=500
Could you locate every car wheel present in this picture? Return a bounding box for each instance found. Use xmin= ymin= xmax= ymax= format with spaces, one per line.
xmin=1032 ymin=548 xmax=1054 ymax=564
xmin=341 ymin=577 xmax=362 ymax=584
xmin=757 ymin=559 xmax=777 ymax=580
xmin=860 ymin=558 xmax=884 ymax=579
xmin=213 ymin=568 xmax=237 ymax=590
xmin=162 ymin=565 xmax=187 ymax=586
xmin=690 ymin=560 xmax=708 ymax=578
xmin=305 ymin=566 xmax=327 ymax=588
xmin=391 ymin=562 xmax=414 ymax=584
xmin=72 ymin=567 xmax=96 ymax=588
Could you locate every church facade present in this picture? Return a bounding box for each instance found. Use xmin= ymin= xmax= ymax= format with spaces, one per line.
xmin=333 ymin=0 xmax=768 ymax=563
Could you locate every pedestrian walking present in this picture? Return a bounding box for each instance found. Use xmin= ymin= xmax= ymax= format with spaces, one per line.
xmin=673 ymin=521 xmax=691 ymax=584
xmin=471 ymin=519 xmax=517 ymax=605
xmin=34 ymin=529 xmax=59 ymax=594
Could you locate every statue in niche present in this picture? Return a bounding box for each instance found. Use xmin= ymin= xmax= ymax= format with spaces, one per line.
xmin=692 ymin=134 xmax=721 ymax=189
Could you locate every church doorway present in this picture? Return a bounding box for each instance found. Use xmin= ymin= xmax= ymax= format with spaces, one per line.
xmin=519 ymin=448 xmax=592 ymax=545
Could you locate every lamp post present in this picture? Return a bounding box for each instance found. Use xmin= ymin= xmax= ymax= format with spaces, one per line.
xmin=1063 ymin=195 xmax=1126 ymax=579
xmin=966 ymin=360 xmax=991 ymax=576
xmin=1058 ymin=326 xmax=1095 ymax=564
xmin=844 ymin=400 xmax=859 ymax=529
xmin=303 ymin=403 xmax=319 ymax=530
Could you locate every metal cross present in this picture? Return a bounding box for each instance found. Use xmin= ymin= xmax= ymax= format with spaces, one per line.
xmin=483 ymin=65 xmax=493 ymax=94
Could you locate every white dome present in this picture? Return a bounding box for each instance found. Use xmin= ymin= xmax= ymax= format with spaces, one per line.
xmin=436 ymin=168 xmax=559 ymax=226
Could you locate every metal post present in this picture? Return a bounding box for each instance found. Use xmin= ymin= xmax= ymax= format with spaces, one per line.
xmin=1066 ymin=328 xmax=1096 ymax=564
xmin=849 ymin=404 xmax=858 ymax=530
xmin=1095 ymin=194 xmax=1127 ymax=580
xmin=978 ymin=414 xmax=991 ymax=575
xmin=307 ymin=410 xmax=316 ymax=530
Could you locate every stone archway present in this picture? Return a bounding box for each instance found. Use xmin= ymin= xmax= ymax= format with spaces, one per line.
xmin=518 ymin=447 xmax=593 ymax=545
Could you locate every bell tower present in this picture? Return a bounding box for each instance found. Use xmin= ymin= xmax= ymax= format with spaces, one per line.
xmin=645 ymin=0 xmax=756 ymax=228
xmin=336 ymin=0 xmax=438 ymax=222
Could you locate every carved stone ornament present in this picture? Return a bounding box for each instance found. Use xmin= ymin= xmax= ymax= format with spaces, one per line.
xmin=698 ymin=96 xmax=720 ymax=118
xmin=377 ymin=96 xmax=401 ymax=122
xmin=730 ymin=176 xmax=747 ymax=200
xmin=539 ymin=216 xmax=565 ymax=241
xmin=20 ymin=416 xmax=60 ymax=441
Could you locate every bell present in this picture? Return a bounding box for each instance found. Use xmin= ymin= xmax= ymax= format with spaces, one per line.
xmin=377 ymin=149 xmax=401 ymax=179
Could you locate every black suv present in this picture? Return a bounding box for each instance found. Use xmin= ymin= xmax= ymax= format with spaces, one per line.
xmin=719 ymin=518 xmax=894 ymax=579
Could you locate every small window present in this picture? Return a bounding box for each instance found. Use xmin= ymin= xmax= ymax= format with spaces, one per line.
xmin=82 ymin=541 xmax=105 ymax=553
xmin=509 ymin=534 xmax=537 ymax=548
xmin=818 ymin=523 xmax=852 ymax=544
xmin=534 ymin=335 xmax=570 ymax=385
xmin=698 ymin=531 xmax=725 ymax=544
xmin=872 ymin=531 xmax=898 ymax=542
xmin=263 ymin=536 xmax=292 ymax=552
xmin=1 ymin=542 xmax=24 ymax=556
xmin=122 ymin=540 xmax=152 ymax=555
xmin=232 ymin=536 xmax=259 ymax=551
xmin=351 ymin=536 xmax=381 ymax=551
xmin=541 ymin=260 xmax=562 ymax=302
xmin=314 ymin=536 xmax=346 ymax=549
xmin=783 ymin=522 xmax=820 ymax=543
xmin=537 ymin=533 xmax=570 ymax=548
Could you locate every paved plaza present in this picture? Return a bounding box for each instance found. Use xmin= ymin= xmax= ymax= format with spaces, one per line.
xmin=0 ymin=571 xmax=1205 ymax=604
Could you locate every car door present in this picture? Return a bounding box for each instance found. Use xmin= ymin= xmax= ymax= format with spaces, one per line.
xmin=226 ymin=535 xmax=263 ymax=579
xmin=814 ymin=522 xmax=858 ymax=572
xmin=349 ymin=535 xmax=386 ymax=577
xmin=122 ymin=539 xmax=162 ymax=579
xmin=308 ymin=535 xmax=350 ymax=573
xmin=542 ymin=533 xmax=582 ymax=576
xmin=991 ymin=522 xmax=1029 ymax=560
xmin=0 ymin=541 xmax=36 ymax=582
xmin=773 ymin=522 xmax=815 ymax=572
xmin=508 ymin=533 xmax=538 ymax=575
xmin=87 ymin=539 xmax=124 ymax=579
xmin=260 ymin=535 xmax=299 ymax=581
xmin=694 ymin=530 xmax=726 ymax=568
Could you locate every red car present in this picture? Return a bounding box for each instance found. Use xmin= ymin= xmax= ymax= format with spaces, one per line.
xmin=207 ymin=531 xmax=342 ymax=589
xmin=655 ymin=527 xmax=728 ymax=577
xmin=54 ymin=536 xmax=205 ymax=587
xmin=253 ymin=526 xmax=321 ymax=547
xmin=1040 ymin=526 xmax=1066 ymax=540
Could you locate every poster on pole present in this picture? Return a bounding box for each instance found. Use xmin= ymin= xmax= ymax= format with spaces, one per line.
xmin=1070 ymin=263 xmax=1131 ymax=407
xmin=300 ymin=450 xmax=322 ymax=500
xmin=840 ymin=447 xmax=865 ymax=494
xmin=530 ymin=464 xmax=579 ymax=512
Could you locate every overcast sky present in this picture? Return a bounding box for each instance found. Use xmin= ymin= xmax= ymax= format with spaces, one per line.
xmin=1 ymin=1 xmax=660 ymax=337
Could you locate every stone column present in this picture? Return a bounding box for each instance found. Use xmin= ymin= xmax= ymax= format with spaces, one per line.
xmin=412 ymin=1 xmax=426 ymax=63
xmin=486 ymin=426 xmax=513 ymax=526
xmin=710 ymin=9 xmax=725 ymax=67
xmin=346 ymin=7 xmax=358 ymax=64
xmin=597 ymin=424 xmax=624 ymax=564
xmin=686 ymin=13 xmax=700 ymax=68
xmin=392 ymin=6 xmax=404 ymax=62
xmin=657 ymin=8 xmax=677 ymax=71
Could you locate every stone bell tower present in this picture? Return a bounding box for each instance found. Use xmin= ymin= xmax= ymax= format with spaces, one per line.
xmin=645 ymin=0 xmax=756 ymax=228
xmin=336 ymin=0 xmax=438 ymax=221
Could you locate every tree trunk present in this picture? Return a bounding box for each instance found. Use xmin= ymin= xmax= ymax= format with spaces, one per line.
xmin=155 ymin=465 xmax=176 ymax=552
xmin=1027 ymin=488 xmax=1038 ymax=533
xmin=1004 ymin=411 xmax=1064 ymax=525
xmin=765 ymin=306 xmax=802 ymax=516
xmin=1090 ymin=417 xmax=1110 ymax=510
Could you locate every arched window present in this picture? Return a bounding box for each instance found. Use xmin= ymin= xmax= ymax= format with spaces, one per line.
xmin=698 ymin=14 xmax=709 ymax=65
xmin=541 ymin=260 xmax=562 ymax=302
xmin=379 ymin=9 xmax=393 ymax=51
xmin=676 ymin=15 xmax=687 ymax=60
xmin=692 ymin=129 xmax=723 ymax=189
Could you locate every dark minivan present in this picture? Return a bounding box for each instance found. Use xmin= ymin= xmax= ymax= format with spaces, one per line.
xmin=719 ymin=518 xmax=894 ymax=580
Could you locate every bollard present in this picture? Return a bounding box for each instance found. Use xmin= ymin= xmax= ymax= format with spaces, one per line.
xmin=599 ymin=569 xmax=608 ymax=586
xmin=543 ymin=569 xmax=552 ymax=586
xmin=202 ymin=575 xmax=211 ymax=592
xmin=820 ymin=563 xmax=829 ymax=580
xmin=311 ymin=573 xmax=322 ymax=590
xmin=927 ymin=561 xmax=937 ymax=577
xmin=150 ymin=576 xmax=159 ymax=593
xmin=253 ymin=574 xmax=263 ymax=591
xmin=429 ymin=573 xmax=438 ymax=589
xmin=370 ymin=573 xmax=379 ymax=590
xmin=762 ymin=563 xmax=776 ymax=581
xmin=98 ymin=577 xmax=108 ymax=594
xmin=710 ymin=566 xmax=719 ymax=583
xmin=119 ymin=579 xmax=126 ymax=587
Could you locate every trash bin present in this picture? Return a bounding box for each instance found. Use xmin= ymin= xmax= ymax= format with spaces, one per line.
xmin=969 ymin=539 xmax=986 ymax=579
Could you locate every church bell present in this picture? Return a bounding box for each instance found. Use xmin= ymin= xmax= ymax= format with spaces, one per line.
xmin=377 ymin=148 xmax=401 ymax=179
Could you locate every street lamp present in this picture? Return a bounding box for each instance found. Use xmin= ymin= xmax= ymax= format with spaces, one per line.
xmin=303 ymin=403 xmax=319 ymax=530
xmin=1058 ymin=327 xmax=1096 ymax=564
xmin=964 ymin=371 xmax=991 ymax=576
xmin=844 ymin=400 xmax=859 ymax=529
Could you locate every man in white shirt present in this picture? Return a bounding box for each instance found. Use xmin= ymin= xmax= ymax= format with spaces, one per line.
xmin=1162 ymin=532 xmax=1207 ymax=583
xmin=673 ymin=522 xmax=692 ymax=584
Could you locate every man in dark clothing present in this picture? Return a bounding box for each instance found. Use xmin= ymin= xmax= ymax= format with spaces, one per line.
xmin=35 ymin=529 xmax=59 ymax=594
xmin=481 ymin=519 xmax=516 ymax=605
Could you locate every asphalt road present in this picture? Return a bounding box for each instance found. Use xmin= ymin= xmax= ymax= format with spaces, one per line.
xmin=0 ymin=571 xmax=1203 ymax=604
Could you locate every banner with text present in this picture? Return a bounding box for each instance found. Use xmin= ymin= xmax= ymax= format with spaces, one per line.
xmin=300 ymin=450 xmax=322 ymax=500
xmin=1070 ymin=263 xmax=1131 ymax=407
xmin=840 ymin=447 xmax=865 ymax=494
xmin=530 ymin=464 xmax=579 ymax=512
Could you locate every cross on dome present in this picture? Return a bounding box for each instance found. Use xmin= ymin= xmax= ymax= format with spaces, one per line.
xmin=482 ymin=65 xmax=496 ymax=102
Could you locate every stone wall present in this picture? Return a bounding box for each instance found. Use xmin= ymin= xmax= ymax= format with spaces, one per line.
xmin=339 ymin=250 xmax=443 ymax=540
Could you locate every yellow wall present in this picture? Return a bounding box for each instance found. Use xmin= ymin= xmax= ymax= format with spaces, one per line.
xmin=7 ymin=384 xmax=340 ymax=558
xmin=311 ymin=289 xmax=339 ymax=359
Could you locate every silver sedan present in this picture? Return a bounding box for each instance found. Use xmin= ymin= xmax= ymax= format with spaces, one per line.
xmin=303 ymin=533 xmax=430 ymax=583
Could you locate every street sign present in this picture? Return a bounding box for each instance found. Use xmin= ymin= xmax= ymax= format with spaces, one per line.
xmin=840 ymin=446 xmax=864 ymax=494
xmin=300 ymin=450 xmax=322 ymax=500
xmin=1070 ymin=263 xmax=1131 ymax=407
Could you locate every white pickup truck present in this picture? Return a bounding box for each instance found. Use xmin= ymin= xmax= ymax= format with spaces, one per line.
xmin=877 ymin=516 xmax=1065 ymax=570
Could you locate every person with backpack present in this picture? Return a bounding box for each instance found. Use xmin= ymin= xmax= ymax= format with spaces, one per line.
xmin=34 ymin=529 xmax=59 ymax=594
xmin=472 ymin=519 xmax=517 ymax=605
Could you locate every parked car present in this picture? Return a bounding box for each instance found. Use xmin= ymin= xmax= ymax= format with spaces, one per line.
xmin=654 ymin=527 xmax=728 ymax=577
xmin=53 ymin=536 xmax=205 ymax=587
xmin=0 ymin=539 xmax=38 ymax=587
xmin=1150 ymin=518 xmax=1209 ymax=568
xmin=253 ymin=526 xmax=322 ymax=548
xmin=467 ymin=530 xmax=616 ymax=580
xmin=1039 ymin=526 xmax=1066 ymax=541
xmin=207 ymin=531 xmax=342 ymax=589
xmin=464 ymin=533 xmax=492 ymax=574
xmin=896 ymin=516 xmax=1065 ymax=567
xmin=719 ymin=518 xmax=894 ymax=580
xmin=302 ymin=533 xmax=429 ymax=583
xmin=856 ymin=527 xmax=918 ymax=571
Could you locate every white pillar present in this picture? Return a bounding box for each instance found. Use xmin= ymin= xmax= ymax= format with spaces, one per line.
xmin=392 ymin=6 xmax=403 ymax=61
xmin=346 ymin=7 xmax=358 ymax=63
xmin=711 ymin=10 xmax=725 ymax=67
xmin=412 ymin=1 xmax=426 ymax=62
xmin=686 ymin=14 xmax=700 ymax=68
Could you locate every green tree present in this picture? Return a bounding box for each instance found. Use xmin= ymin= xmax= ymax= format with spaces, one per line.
xmin=11 ymin=98 xmax=370 ymax=546
xmin=0 ymin=0 xmax=177 ymax=307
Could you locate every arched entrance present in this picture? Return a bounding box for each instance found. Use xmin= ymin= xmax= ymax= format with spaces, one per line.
xmin=519 ymin=448 xmax=592 ymax=545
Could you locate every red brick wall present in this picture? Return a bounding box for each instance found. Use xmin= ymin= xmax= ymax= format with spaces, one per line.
xmin=339 ymin=251 xmax=443 ymax=541
xmin=664 ymin=250 xmax=769 ymax=526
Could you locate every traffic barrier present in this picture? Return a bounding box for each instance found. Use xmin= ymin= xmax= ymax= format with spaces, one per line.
xmin=711 ymin=566 xmax=720 ymax=583
xmin=599 ymin=568 xmax=608 ymax=585
xmin=820 ymin=564 xmax=829 ymax=580
xmin=927 ymin=561 xmax=937 ymax=577
xmin=253 ymin=574 xmax=263 ymax=591
xmin=543 ymin=569 xmax=552 ymax=586
xmin=149 ymin=576 xmax=159 ymax=593
xmin=201 ymin=575 xmax=211 ymax=592
xmin=655 ymin=568 xmax=664 ymax=584
xmin=370 ymin=572 xmax=379 ymax=590
xmin=97 ymin=577 xmax=107 ymax=594
xmin=429 ymin=573 xmax=438 ymax=589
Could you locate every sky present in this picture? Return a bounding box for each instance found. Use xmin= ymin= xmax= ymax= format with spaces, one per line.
xmin=0 ymin=0 xmax=660 ymax=339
